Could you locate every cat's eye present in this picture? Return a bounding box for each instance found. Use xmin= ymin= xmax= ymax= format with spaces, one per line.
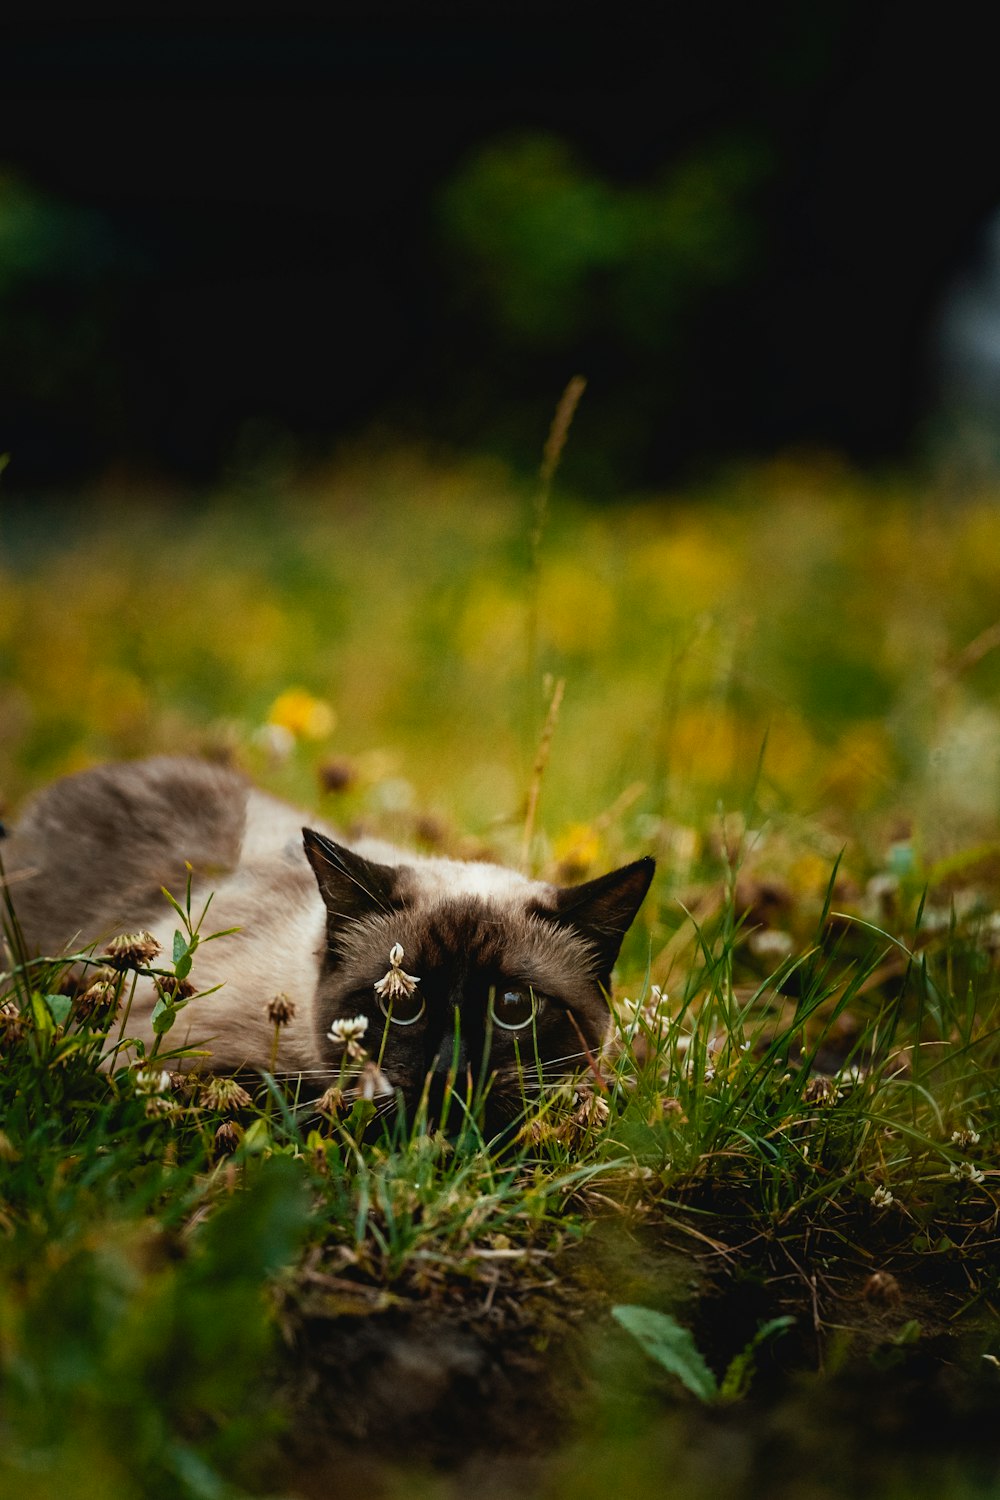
xmin=488 ymin=987 xmax=540 ymax=1031
xmin=377 ymin=990 xmax=426 ymax=1026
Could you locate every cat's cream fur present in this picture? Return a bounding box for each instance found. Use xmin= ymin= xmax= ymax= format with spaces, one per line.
xmin=1 ymin=757 xmax=654 ymax=1114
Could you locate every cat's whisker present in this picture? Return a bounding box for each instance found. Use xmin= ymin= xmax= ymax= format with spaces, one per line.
xmin=267 ymin=1068 xmax=344 ymax=1079
xmin=524 ymin=1049 xmax=595 ymax=1070
xmin=490 ymin=1067 xmax=597 ymax=1099
xmin=489 ymin=1058 xmax=595 ymax=1084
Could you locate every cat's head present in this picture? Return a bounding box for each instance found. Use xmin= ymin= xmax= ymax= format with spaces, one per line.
xmin=302 ymin=830 xmax=654 ymax=1132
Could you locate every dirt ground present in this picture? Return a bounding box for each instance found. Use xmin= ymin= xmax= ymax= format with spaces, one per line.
xmin=269 ymin=1217 xmax=1000 ymax=1500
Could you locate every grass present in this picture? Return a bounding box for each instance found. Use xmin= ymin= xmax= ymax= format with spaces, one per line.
xmin=4 ymin=446 xmax=1000 ymax=1496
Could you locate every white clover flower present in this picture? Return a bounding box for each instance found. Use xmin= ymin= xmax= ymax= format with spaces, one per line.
xmin=133 ymin=1067 xmax=172 ymax=1097
xmin=617 ymin=987 xmax=670 ymax=1040
xmin=951 ymin=1128 xmax=981 ymax=1148
xmin=252 ymin=721 xmax=295 ymax=763
xmin=327 ymin=1014 xmax=370 ymax=1045
xmin=748 ymin=928 xmax=795 ymax=960
xmin=872 ymin=1184 xmax=894 ymax=1209
xmin=374 ymin=944 xmax=420 ymax=1004
xmin=951 ymin=1160 xmax=985 ymax=1184
xmin=644 ymin=985 xmax=670 ymax=1019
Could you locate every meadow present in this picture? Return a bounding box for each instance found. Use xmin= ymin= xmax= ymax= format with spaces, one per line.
xmin=2 ymin=445 xmax=1000 ymax=1499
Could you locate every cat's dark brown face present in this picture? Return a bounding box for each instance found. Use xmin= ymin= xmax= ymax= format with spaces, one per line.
xmin=302 ymin=831 xmax=654 ymax=1132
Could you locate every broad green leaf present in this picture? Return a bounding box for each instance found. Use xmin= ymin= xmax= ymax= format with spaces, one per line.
xmin=45 ymin=993 xmax=73 ymax=1027
xmin=151 ymin=998 xmax=176 ymax=1036
xmin=343 ymin=1098 xmax=377 ymax=1137
xmin=241 ymin=1118 xmax=272 ymax=1155
xmin=611 ymin=1304 xmax=717 ymax=1402
xmin=173 ymin=929 xmax=189 ymax=965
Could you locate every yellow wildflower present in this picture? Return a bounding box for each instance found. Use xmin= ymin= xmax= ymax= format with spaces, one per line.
xmin=552 ymin=822 xmax=601 ymax=881
xmin=267 ymin=687 xmax=336 ymax=740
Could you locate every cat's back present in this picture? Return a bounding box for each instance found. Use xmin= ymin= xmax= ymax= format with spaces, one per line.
xmin=2 ymin=756 xmax=256 ymax=955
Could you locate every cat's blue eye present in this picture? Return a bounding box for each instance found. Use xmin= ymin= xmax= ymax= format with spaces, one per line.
xmin=377 ymin=989 xmax=426 ymax=1026
xmin=488 ymin=988 xmax=540 ymax=1031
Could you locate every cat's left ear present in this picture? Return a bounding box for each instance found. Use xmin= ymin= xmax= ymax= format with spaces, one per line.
xmin=549 ymin=856 xmax=655 ymax=976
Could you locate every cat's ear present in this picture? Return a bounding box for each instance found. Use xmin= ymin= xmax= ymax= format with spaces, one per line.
xmin=302 ymin=830 xmax=402 ymax=926
xmin=549 ymin=856 xmax=655 ymax=976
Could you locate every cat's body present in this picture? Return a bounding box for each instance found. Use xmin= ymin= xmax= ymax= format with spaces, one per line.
xmin=1 ymin=757 xmax=654 ymax=1121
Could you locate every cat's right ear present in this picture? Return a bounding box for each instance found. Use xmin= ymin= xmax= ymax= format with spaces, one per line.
xmin=302 ymin=830 xmax=402 ymax=926
xmin=549 ymin=855 xmax=656 ymax=976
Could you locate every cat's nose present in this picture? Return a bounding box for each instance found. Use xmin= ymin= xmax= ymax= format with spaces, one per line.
xmin=426 ymin=1030 xmax=473 ymax=1125
xmin=429 ymin=1029 xmax=469 ymax=1080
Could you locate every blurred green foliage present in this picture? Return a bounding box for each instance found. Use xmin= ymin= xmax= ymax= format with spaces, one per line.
xmin=0 ymin=176 xmax=118 ymax=291
xmin=440 ymin=132 xmax=768 ymax=352
xmin=0 ymin=1154 xmax=311 ymax=1500
xmin=0 ymin=175 xmax=130 ymax=468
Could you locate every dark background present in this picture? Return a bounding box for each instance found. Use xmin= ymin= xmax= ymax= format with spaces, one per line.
xmin=2 ymin=4 xmax=1000 ymax=492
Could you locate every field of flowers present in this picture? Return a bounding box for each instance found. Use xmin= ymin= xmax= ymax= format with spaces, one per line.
xmin=3 ymin=447 xmax=1000 ymax=1498
xmin=5 ymin=451 xmax=1000 ymax=886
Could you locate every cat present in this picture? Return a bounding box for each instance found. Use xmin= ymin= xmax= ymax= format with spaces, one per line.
xmin=0 ymin=756 xmax=654 ymax=1127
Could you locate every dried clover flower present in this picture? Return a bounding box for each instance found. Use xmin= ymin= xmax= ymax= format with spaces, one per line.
xmin=75 ymin=968 xmax=123 ymax=1021
xmin=214 ymin=1119 xmax=243 ymax=1155
xmin=572 ymin=1086 xmax=610 ymax=1131
xmin=267 ymin=994 xmax=296 ymax=1027
xmin=518 ymin=1085 xmax=610 ymax=1150
xmin=76 ymin=980 xmax=122 ymax=1021
xmin=518 ymin=1115 xmax=561 ymax=1147
xmin=104 ymin=930 xmax=162 ymax=969
xmin=144 ymin=1095 xmax=178 ymax=1119
xmin=199 ymin=1076 xmax=253 ymax=1112
xmin=318 ymin=757 xmax=356 ymax=794
xmin=862 ymin=1270 xmax=901 ymax=1304
xmin=803 ymin=1075 xmax=841 ymax=1106
xmin=317 ymin=1084 xmax=346 ymax=1116
xmin=0 ymin=1000 xmax=28 ymax=1046
xmin=154 ymin=976 xmax=196 ymax=1003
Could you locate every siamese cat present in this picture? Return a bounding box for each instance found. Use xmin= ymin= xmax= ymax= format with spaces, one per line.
xmin=0 ymin=757 xmax=654 ymax=1125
